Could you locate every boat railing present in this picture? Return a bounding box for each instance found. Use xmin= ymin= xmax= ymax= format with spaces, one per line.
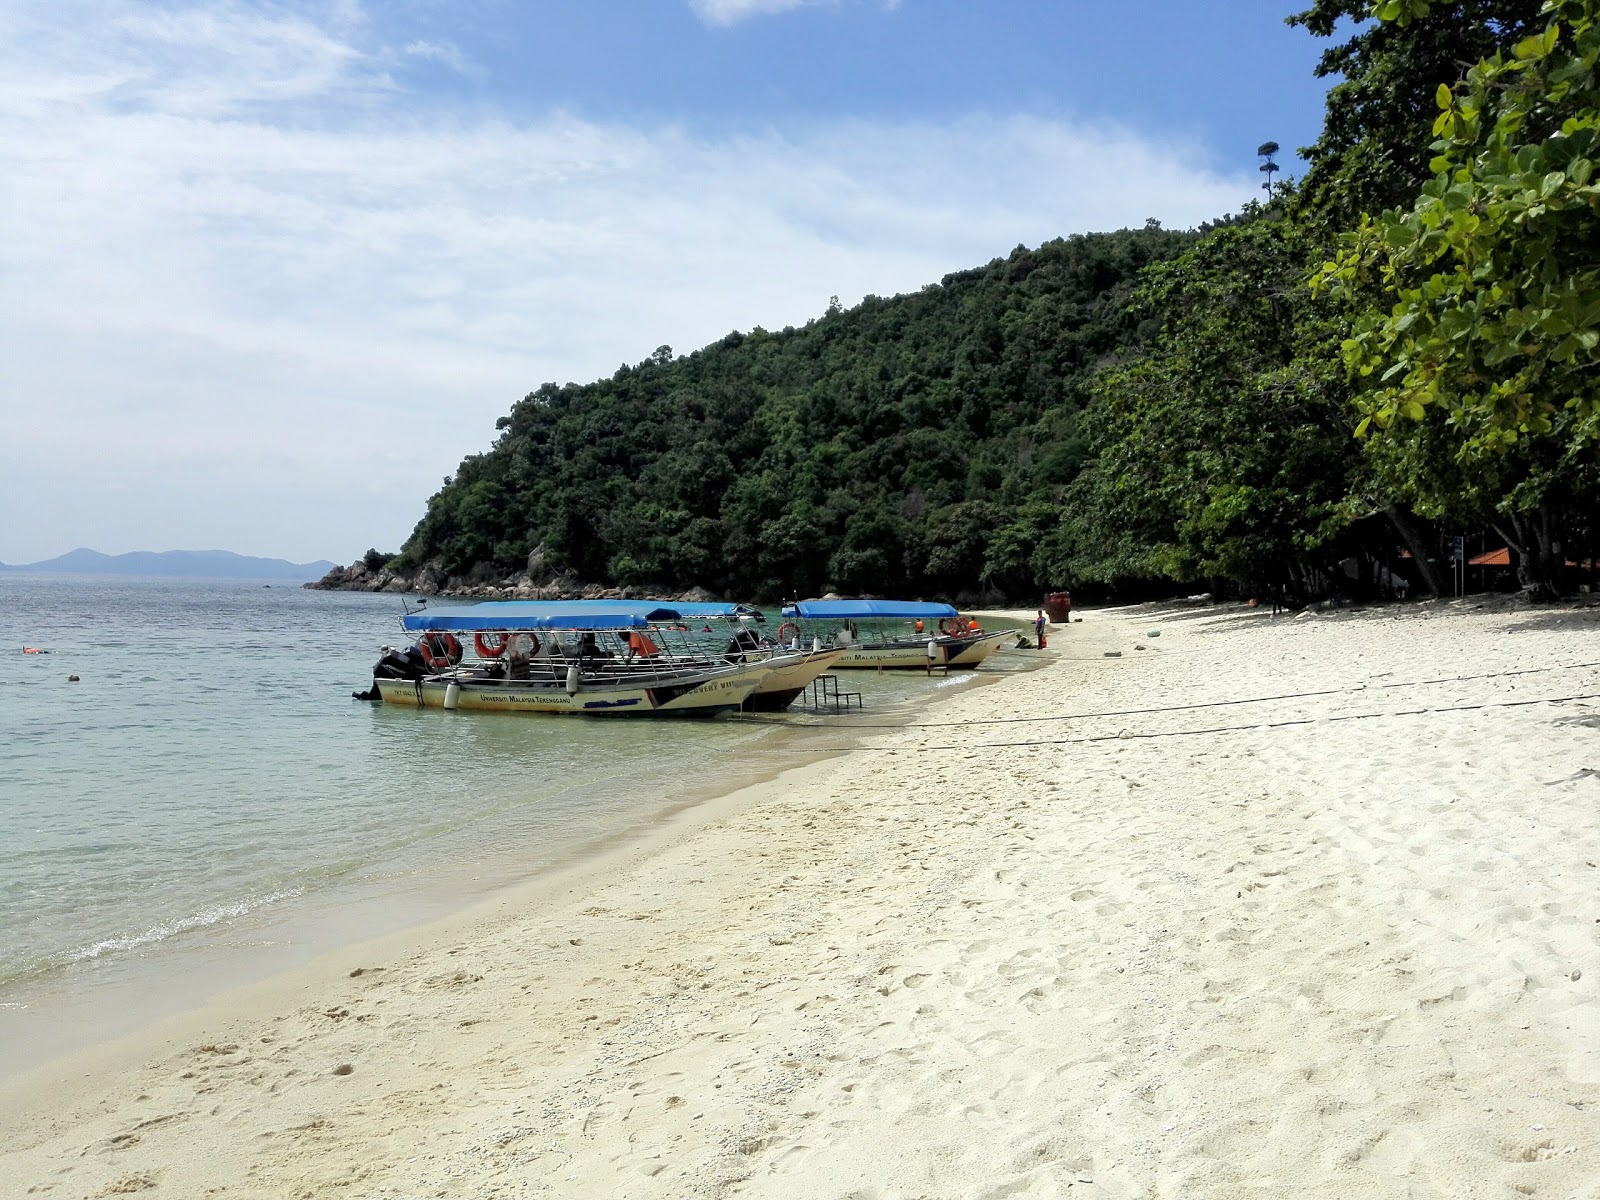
xmin=434 ymin=627 xmax=770 ymax=688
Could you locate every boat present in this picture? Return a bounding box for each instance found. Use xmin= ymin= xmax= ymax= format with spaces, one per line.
xmin=650 ymin=600 xmax=847 ymax=710
xmin=778 ymin=598 xmax=1012 ymax=671
xmin=366 ymin=602 xmax=770 ymax=716
xmin=413 ymin=598 xmax=845 ymax=712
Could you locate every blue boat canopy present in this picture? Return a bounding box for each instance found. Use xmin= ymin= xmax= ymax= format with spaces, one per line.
xmin=656 ymin=601 xmax=764 ymax=621
xmin=400 ymin=598 xmax=767 ymax=632
xmin=400 ymin=598 xmax=768 ymax=633
xmin=781 ymin=598 xmax=958 ymax=620
xmin=402 ymin=601 xmax=665 ymax=632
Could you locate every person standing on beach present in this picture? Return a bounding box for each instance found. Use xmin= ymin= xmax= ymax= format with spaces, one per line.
xmin=1034 ymin=610 xmax=1047 ymax=648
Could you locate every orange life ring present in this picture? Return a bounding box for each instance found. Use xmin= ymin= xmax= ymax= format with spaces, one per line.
xmin=777 ymin=621 xmax=800 ymax=644
xmin=418 ymin=631 xmax=462 ymax=671
xmin=938 ymin=617 xmax=958 ymax=636
xmin=505 ymin=632 xmax=539 ymax=660
xmin=474 ymin=630 xmax=508 ymax=659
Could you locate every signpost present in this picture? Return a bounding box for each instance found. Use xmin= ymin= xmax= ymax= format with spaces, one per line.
xmin=1453 ymin=535 xmax=1465 ymax=597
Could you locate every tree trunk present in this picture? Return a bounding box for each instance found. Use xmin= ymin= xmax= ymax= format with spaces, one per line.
xmin=1383 ymin=505 xmax=1445 ymax=598
xmin=1497 ymin=507 xmax=1566 ymax=600
xmin=1497 ymin=512 xmax=1561 ymax=601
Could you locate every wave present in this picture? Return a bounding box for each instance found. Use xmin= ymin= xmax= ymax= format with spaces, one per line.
xmin=0 ymin=887 xmax=305 ymax=988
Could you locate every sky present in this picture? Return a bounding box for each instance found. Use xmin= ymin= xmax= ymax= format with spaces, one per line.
xmin=0 ymin=0 xmax=1344 ymax=566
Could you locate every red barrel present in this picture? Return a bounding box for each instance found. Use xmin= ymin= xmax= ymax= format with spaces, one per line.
xmin=1043 ymin=591 xmax=1072 ymax=623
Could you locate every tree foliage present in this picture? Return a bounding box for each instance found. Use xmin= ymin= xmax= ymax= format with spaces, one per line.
xmin=1290 ymin=0 xmax=1545 ymax=227
xmin=1315 ymin=0 xmax=1600 ymax=588
xmin=1075 ymin=208 xmax=1360 ymax=593
xmin=400 ymin=230 xmax=1194 ymax=599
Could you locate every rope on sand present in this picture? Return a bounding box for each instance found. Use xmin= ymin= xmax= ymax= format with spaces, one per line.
xmin=763 ymin=660 xmax=1600 ymax=732
xmin=785 ymin=691 xmax=1600 ymax=753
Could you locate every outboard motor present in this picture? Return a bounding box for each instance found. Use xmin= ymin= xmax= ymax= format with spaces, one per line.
xmin=354 ymin=644 xmax=429 ymax=700
xmin=373 ymin=644 xmax=428 ymax=680
xmin=723 ymin=628 xmax=763 ymax=663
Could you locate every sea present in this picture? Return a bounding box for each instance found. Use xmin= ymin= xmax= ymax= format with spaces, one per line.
xmin=0 ymin=575 xmax=1024 ymax=1076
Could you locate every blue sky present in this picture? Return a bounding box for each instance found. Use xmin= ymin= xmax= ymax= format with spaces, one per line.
xmin=0 ymin=0 xmax=1343 ymax=565
xmin=408 ymin=1 xmax=1329 ymax=169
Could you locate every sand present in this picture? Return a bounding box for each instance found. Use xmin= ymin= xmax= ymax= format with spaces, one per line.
xmin=3 ymin=598 xmax=1599 ymax=1199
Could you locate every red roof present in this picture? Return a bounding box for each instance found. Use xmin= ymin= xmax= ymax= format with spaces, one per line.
xmin=1469 ymin=547 xmax=1510 ymax=567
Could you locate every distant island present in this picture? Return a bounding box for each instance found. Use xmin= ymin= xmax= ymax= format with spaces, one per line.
xmin=0 ymin=549 xmax=338 ymax=581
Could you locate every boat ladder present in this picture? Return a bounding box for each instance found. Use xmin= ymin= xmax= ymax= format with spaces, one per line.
xmin=807 ymin=673 xmax=863 ymax=712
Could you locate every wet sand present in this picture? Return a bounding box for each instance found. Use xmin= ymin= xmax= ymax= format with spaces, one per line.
xmin=3 ymin=598 xmax=1598 ymax=1198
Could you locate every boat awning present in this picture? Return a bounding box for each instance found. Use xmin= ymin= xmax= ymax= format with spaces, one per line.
xmin=653 ymin=601 xmax=764 ymax=620
xmin=781 ymin=598 xmax=958 ymax=620
xmin=402 ymin=601 xmax=661 ymax=632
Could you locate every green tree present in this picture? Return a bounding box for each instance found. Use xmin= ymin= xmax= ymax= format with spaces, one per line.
xmin=1314 ymin=0 xmax=1600 ymax=593
xmin=1258 ymin=141 xmax=1282 ymax=200
xmin=1078 ymin=207 xmax=1361 ymax=597
xmin=1289 ymin=0 xmax=1545 ymax=228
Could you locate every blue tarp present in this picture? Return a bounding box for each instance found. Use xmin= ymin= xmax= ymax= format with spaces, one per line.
xmin=780 ymin=598 xmax=958 ymax=620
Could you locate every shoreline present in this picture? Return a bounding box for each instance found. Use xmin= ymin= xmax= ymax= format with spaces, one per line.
xmin=6 ymin=600 xmax=1598 ymax=1197
xmin=0 ymin=635 xmax=1036 ymax=1094
xmin=0 ymin=743 xmax=859 ymax=1128
xmin=0 ymin=612 xmax=1037 ymax=1084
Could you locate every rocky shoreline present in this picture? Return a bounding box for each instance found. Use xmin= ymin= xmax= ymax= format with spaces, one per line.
xmin=305 ymin=545 xmax=1012 ymax=607
xmin=303 ymin=555 xmax=723 ymax=604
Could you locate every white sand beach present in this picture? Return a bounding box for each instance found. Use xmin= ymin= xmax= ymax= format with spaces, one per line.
xmin=4 ymin=599 xmax=1599 ymax=1199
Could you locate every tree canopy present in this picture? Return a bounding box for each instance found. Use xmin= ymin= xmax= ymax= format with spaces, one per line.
xmin=1315 ymin=0 xmax=1600 ymax=591
xmin=400 ymin=229 xmax=1195 ymax=600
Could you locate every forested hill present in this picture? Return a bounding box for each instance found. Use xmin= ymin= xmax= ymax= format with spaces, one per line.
xmin=385 ymin=1 xmax=1599 ymax=606
xmin=398 ymin=227 xmax=1196 ymax=602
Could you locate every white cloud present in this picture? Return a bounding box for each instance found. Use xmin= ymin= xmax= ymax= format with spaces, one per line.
xmin=689 ymin=0 xmax=811 ymax=27
xmin=402 ymin=38 xmax=471 ymax=75
xmin=0 ymin=1 xmax=1254 ymax=564
xmin=687 ymin=0 xmax=902 ymax=27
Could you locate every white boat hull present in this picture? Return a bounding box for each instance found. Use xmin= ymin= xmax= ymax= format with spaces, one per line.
xmin=374 ymin=663 xmax=766 ymax=716
xmin=743 ymin=647 xmax=847 ymax=709
xmin=830 ymin=630 xmax=1011 ymax=671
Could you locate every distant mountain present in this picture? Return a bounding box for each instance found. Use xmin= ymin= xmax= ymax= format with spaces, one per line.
xmin=0 ymin=549 xmax=338 ymax=581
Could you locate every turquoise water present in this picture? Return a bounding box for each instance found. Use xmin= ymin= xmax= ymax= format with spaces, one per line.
xmin=0 ymin=576 xmax=1024 ymax=1073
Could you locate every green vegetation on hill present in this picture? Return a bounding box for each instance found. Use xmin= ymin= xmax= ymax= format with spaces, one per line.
xmin=399 ymin=227 xmax=1198 ymax=600
xmin=399 ymin=0 xmax=1598 ymax=602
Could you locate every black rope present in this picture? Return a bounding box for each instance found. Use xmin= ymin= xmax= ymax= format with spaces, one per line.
xmin=744 ymin=659 xmax=1600 ymax=731
xmin=779 ymin=691 xmax=1600 ymax=754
